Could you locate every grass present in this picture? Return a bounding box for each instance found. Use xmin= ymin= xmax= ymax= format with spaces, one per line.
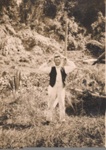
xmin=0 ymin=115 xmax=105 ymax=148
xmin=0 ymin=84 xmax=105 ymax=148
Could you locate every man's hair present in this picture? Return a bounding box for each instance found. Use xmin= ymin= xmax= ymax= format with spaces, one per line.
xmin=54 ymin=54 xmax=61 ymax=59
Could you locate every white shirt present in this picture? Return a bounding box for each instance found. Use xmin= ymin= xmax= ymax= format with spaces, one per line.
xmin=55 ymin=66 xmax=63 ymax=88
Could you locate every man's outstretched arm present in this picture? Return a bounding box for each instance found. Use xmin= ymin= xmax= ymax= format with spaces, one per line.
xmin=39 ymin=60 xmax=52 ymax=74
xmin=63 ymin=58 xmax=77 ymax=74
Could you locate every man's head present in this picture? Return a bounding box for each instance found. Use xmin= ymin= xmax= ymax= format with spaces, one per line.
xmin=54 ymin=54 xmax=61 ymax=66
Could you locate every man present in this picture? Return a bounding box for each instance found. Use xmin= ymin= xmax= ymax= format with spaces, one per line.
xmin=39 ymin=53 xmax=76 ymax=122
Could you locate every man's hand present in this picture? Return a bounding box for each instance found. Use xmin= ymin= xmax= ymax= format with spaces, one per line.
xmin=47 ymin=57 xmax=54 ymax=66
xmin=62 ymin=57 xmax=67 ymax=66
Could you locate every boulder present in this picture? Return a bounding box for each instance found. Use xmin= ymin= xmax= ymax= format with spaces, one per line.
xmin=86 ymin=40 xmax=105 ymax=57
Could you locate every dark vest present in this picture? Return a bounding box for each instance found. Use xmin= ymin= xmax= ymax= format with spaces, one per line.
xmin=49 ymin=66 xmax=67 ymax=87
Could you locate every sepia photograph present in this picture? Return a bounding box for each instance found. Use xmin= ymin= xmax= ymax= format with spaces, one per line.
xmin=0 ymin=0 xmax=105 ymax=149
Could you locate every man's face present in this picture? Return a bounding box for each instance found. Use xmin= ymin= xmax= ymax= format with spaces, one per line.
xmin=54 ymin=56 xmax=61 ymax=66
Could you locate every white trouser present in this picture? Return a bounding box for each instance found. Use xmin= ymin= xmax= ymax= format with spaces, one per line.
xmin=47 ymin=85 xmax=65 ymax=121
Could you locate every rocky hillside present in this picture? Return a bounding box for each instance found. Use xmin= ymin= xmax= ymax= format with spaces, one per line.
xmin=0 ymin=0 xmax=105 ymax=107
xmin=0 ymin=0 xmax=105 ymax=108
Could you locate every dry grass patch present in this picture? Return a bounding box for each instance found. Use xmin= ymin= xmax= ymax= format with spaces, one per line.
xmin=0 ymin=84 xmax=105 ymax=148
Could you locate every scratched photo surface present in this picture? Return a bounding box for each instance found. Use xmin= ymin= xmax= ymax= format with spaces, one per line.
xmin=0 ymin=0 xmax=105 ymax=149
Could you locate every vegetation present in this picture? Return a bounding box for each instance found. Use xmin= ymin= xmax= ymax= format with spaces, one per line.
xmin=0 ymin=0 xmax=105 ymax=148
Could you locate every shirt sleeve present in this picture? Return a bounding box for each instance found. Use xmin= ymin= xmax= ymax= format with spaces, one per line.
xmin=64 ymin=60 xmax=77 ymax=74
xmin=39 ymin=62 xmax=51 ymax=74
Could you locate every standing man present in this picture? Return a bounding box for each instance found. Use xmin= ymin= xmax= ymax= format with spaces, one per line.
xmin=39 ymin=53 xmax=76 ymax=122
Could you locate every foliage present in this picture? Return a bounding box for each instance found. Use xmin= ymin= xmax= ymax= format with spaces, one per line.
xmin=43 ymin=0 xmax=57 ymax=19
xmin=0 ymin=85 xmax=105 ymax=148
xmin=70 ymin=0 xmax=105 ymax=32
xmin=0 ymin=0 xmax=105 ymax=33
xmin=0 ymin=0 xmax=105 ymax=148
xmin=91 ymin=11 xmax=105 ymax=43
